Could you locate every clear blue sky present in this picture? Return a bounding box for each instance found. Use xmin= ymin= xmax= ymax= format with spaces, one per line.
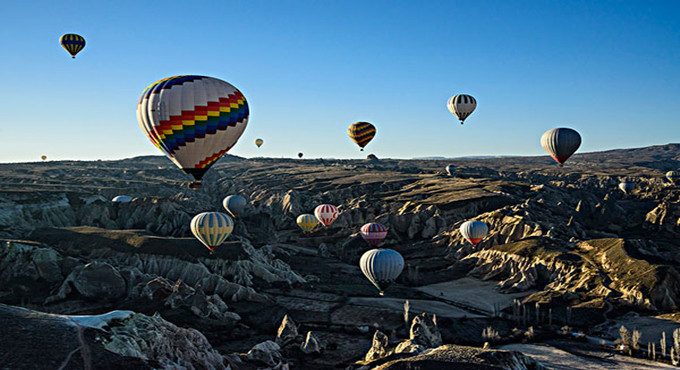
xmin=1 ymin=0 xmax=678 ymax=162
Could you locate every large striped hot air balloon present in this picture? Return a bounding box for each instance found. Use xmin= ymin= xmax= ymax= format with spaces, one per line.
xmin=296 ymin=214 xmax=319 ymax=233
xmin=666 ymin=171 xmax=680 ymax=184
xmin=223 ymin=195 xmax=247 ymax=218
xmin=541 ymin=128 xmax=581 ymax=167
xmin=447 ymin=94 xmax=477 ymax=124
xmin=348 ymin=122 xmax=376 ymax=151
xmin=59 ymin=33 xmax=85 ymax=59
xmin=136 ymin=75 xmax=249 ymax=188
xmin=190 ymin=212 xmax=234 ymax=251
xmin=360 ymin=223 xmax=388 ymax=247
xmin=314 ymin=204 xmax=339 ymax=227
xmin=359 ymin=248 xmax=404 ymax=295
xmin=460 ymin=220 xmax=488 ymax=247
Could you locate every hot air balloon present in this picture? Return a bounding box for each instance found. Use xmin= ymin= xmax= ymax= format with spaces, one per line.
xmin=618 ymin=180 xmax=635 ymax=194
xmin=136 ymin=75 xmax=249 ymax=189
xmin=360 ymin=223 xmax=388 ymax=247
xmin=359 ymin=248 xmax=404 ymax=296
xmin=666 ymin=171 xmax=680 ymax=184
xmin=541 ymin=128 xmax=581 ymax=167
xmin=255 ymin=138 xmax=263 ymax=148
xmin=41 ymin=155 xmax=47 ymax=161
xmin=190 ymin=212 xmax=234 ymax=252
xmin=446 ymin=164 xmax=456 ymax=176
xmin=298 ymin=152 xmax=304 ymax=158
xmin=314 ymin=204 xmax=339 ymax=227
xmin=460 ymin=220 xmax=488 ymax=247
xmin=296 ymin=214 xmax=319 ymax=233
xmin=223 ymin=195 xmax=247 ymax=218
xmin=447 ymin=94 xmax=477 ymax=124
xmin=348 ymin=122 xmax=376 ymax=151
xmin=59 ymin=34 xmax=85 ymax=59
xmin=112 ymin=195 xmax=133 ymax=203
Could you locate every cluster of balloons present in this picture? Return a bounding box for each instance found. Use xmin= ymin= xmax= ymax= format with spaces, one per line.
xmin=189 ymin=195 xmax=246 ymax=252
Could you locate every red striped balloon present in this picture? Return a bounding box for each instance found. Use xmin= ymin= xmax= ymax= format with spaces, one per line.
xmin=314 ymin=204 xmax=339 ymax=227
xmin=360 ymin=223 xmax=388 ymax=247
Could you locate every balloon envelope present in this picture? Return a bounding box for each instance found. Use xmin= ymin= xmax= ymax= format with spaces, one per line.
xmin=223 ymin=195 xmax=247 ymax=218
xmin=255 ymin=138 xmax=263 ymax=147
xmin=666 ymin=171 xmax=680 ymax=184
xmin=619 ymin=181 xmax=635 ymax=194
xmin=296 ymin=214 xmax=319 ymax=233
xmin=360 ymin=223 xmax=388 ymax=247
xmin=136 ymin=75 xmax=249 ymax=183
xmin=359 ymin=248 xmax=404 ymax=295
xmin=348 ymin=122 xmax=376 ymax=150
xmin=112 ymin=195 xmax=133 ymax=203
xmin=446 ymin=165 xmax=456 ymax=176
xmin=541 ymin=128 xmax=581 ymax=166
xmin=190 ymin=212 xmax=234 ymax=251
xmin=460 ymin=220 xmax=489 ymax=247
xmin=60 ymin=34 xmax=85 ymax=58
xmin=41 ymin=155 xmax=47 ymax=161
xmin=447 ymin=94 xmax=477 ymax=124
xmin=298 ymin=152 xmax=303 ymax=158
xmin=314 ymin=204 xmax=339 ymax=227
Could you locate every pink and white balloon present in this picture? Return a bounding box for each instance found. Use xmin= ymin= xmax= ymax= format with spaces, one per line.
xmin=314 ymin=204 xmax=339 ymax=227
xmin=360 ymin=223 xmax=388 ymax=247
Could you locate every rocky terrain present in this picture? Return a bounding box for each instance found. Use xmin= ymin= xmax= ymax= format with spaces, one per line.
xmin=1 ymin=143 xmax=680 ymax=369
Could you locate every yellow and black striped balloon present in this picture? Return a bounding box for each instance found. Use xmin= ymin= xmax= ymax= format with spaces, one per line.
xmin=60 ymin=34 xmax=86 ymax=59
xmin=348 ymin=121 xmax=376 ymax=151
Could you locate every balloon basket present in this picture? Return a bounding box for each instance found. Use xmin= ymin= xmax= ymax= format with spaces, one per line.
xmin=188 ymin=181 xmax=203 ymax=190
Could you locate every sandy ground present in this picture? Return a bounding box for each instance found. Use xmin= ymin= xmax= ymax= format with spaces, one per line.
xmin=500 ymin=343 xmax=675 ymax=369
xmin=348 ymin=297 xmax=483 ymax=319
xmin=416 ymin=277 xmax=534 ymax=314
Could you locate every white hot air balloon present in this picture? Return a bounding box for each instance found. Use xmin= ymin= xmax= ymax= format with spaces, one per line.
xmin=190 ymin=212 xmax=234 ymax=252
xmin=447 ymin=94 xmax=477 ymax=124
xmin=446 ymin=164 xmax=456 ymax=176
xmin=223 ymin=195 xmax=247 ymax=218
xmin=619 ymin=180 xmax=635 ymax=194
xmin=460 ymin=220 xmax=489 ymax=247
xmin=112 ymin=195 xmax=133 ymax=203
xmin=359 ymin=248 xmax=404 ymax=296
xmin=541 ymin=128 xmax=581 ymax=167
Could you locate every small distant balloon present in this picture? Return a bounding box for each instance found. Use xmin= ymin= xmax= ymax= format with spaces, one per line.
xmin=190 ymin=212 xmax=234 ymax=252
xmin=298 ymin=152 xmax=303 ymax=158
xmin=666 ymin=171 xmax=680 ymax=184
xmin=112 ymin=195 xmax=133 ymax=203
xmin=60 ymin=33 xmax=85 ymax=59
xmin=359 ymin=248 xmax=404 ymax=296
xmin=360 ymin=223 xmax=388 ymax=247
xmin=445 ymin=164 xmax=456 ymax=176
xmin=348 ymin=122 xmax=376 ymax=151
xmin=296 ymin=214 xmax=319 ymax=233
xmin=541 ymin=128 xmax=581 ymax=167
xmin=314 ymin=204 xmax=339 ymax=227
xmin=41 ymin=155 xmax=47 ymax=161
xmin=223 ymin=195 xmax=247 ymax=218
xmin=618 ymin=180 xmax=635 ymax=194
xmin=255 ymin=138 xmax=264 ymax=148
xmin=447 ymin=94 xmax=477 ymax=124
xmin=460 ymin=220 xmax=489 ymax=247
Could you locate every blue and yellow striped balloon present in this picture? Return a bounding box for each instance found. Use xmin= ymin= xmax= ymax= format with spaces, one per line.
xmin=296 ymin=214 xmax=319 ymax=233
xmin=190 ymin=212 xmax=234 ymax=251
xmin=666 ymin=171 xmax=680 ymax=184
xmin=60 ymin=34 xmax=85 ymax=59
